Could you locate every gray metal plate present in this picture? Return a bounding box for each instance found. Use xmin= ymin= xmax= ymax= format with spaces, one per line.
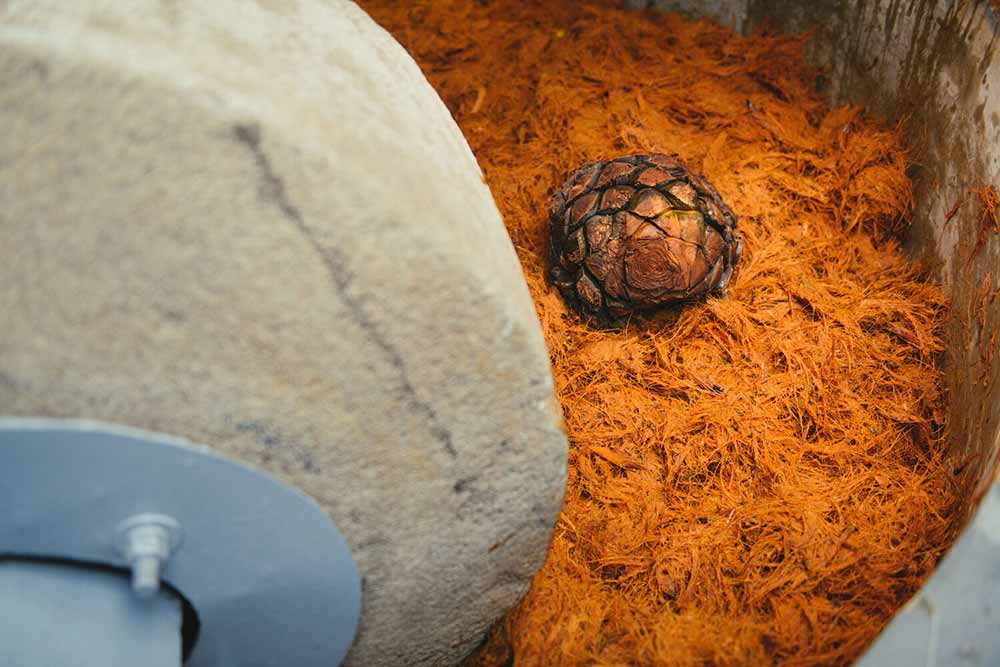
xmin=0 ymin=560 xmax=182 ymax=667
xmin=0 ymin=418 xmax=361 ymax=666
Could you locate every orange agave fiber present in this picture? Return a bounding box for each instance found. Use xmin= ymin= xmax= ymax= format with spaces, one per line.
xmin=359 ymin=2 xmax=968 ymax=665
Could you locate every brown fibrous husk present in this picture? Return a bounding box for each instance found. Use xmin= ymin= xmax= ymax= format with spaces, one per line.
xmin=358 ymin=2 xmax=968 ymax=665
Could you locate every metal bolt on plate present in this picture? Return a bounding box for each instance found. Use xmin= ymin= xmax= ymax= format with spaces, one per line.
xmin=115 ymin=513 xmax=182 ymax=598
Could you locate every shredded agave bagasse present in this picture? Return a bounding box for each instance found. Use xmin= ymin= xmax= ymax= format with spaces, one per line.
xmin=359 ymin=1 xmax=967 ymax=665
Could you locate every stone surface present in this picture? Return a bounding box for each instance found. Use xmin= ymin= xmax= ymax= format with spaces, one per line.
xmin=0 ymin=2 xmax=567 ymax=665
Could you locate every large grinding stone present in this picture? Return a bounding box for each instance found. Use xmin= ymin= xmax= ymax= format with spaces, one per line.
xmin=0 ymin=1 xmax=567 ymax=664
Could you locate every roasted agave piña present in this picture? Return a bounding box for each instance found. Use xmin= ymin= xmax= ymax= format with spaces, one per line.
xmin=549 ymin=153 xmax=743 ymax=327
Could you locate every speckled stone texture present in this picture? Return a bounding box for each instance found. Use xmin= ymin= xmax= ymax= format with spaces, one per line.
xmin=0 ymin=1 xmax=567 ymax=664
